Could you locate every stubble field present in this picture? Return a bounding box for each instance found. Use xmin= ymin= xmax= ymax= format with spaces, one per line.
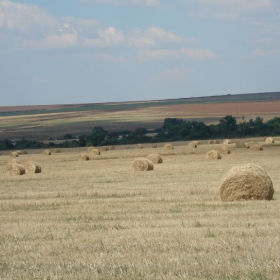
xmin=1 ymin=139 xmax=280 ymax=279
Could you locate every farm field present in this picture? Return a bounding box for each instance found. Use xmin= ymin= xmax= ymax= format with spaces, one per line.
xmin=1 ymin=138 xmax=280 ymax=279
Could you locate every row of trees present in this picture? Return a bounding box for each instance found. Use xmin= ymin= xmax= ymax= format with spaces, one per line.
xmin=1 ymin=115 xmax=280 ymax=150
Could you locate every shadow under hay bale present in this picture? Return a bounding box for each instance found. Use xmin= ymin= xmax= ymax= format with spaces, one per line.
xmin=234 ymin=140 xmax=246 ymax=148
xmin=164 ymin=143 xmax=174 ymax=150
xmin=43 ymin=150 xmax=51 ymax=155
xmin=24 ymin=160 xmax=41 ymax=174
xmin=218 ymin=146 xmax=231 ymax=154
xmin=219 ymin=163 xmax=274 ymax=202
xmin=6 ymin=163 xmax=25 ymax=176
xmin=10 ymin=152 xmax=19 ymax=157
xmin=78 ymin=153 xmax=89 ymax=161
xmin=55 ymin=148 xmax=62 ymax=153
xmin=90 ymin=148 xmax=101 ymax=155
xmin=132 ymin=158 xmax=154 ymax=171
xmin=206 ymin=150 xmax=221 ymax=160
xmin=147 ymin=153 xmax=163 ymax=164
xmin=265 ymin=137 xmax=274 ymax=144
xmin=223 ymin=139 xmax=232 ymax=144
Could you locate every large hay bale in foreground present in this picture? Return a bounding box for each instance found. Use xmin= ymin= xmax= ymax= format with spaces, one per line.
xmin=249 ymin=142 xmax=263 ymax=151
xmin=265 ymin=137 xmax=274 ymax=144
xmin=219 ymin=163 xmax=274 ymax=201
xmin=164 ymin=143 xmax=174 ymax=150
xmin=24 ymin=160 xmax=41 ymax=174
xmin=188 ymin=141 xmax=197 ymax=148
xmin=10 ymin=152 xmax=19 ymax=157
xmin=132 ymin=158 xmax=154 ymax=171
xmin=90 ymin=148 xmax=100 ymax=155
xmin=206 ymin=150 xmax=221 ymax=160
xmin=223 ymin=139 xmax=232 ymax=144
xmin=218 ymin=146 xmax=231 ymax=154
xmin=43 ymin=150 xmax=51 ymax=155
xmin=147 ymin=153 xmax=163 ymax=164
xmin=55 ymin=148 xmax=62 ymax=153
xmin=78 ymin=153 xmax=89 ymax=161
xmin=234 ymin=140 xmax=246 ymax=148
xmin=6 ymin=163 xmax=25 ymax=176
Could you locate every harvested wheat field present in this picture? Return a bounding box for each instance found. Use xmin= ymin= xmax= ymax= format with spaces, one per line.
xmin=1 ymin=139 xmax=280 ymax=279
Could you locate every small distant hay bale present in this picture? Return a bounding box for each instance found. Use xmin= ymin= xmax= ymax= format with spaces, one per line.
xmin=223 ymin=139 xmax=232 ymax=144
xmin=55 ymin=148 xmax=62 ymax=153
xmin=249 ymin=143 xmax=263 ymax=151
xmin=214 ymin=140 xmax=220 ymax=144
xmin=208 ymin=140 xmax=214 ymax=144
xmin=78 ymin=153 xmax=89 ymax=161
xmin=265 ymin=137 xmax=274 ymax=144
xmin=87 ymin=146 xmax=94 ymax=152
xmin=132 ymin=158 xmax=154 ymax=171
xmin=218 ymin=146 xmax=231 ymax=154
xmin=147 ymin=153 xmax=163 ymax=164
xmin=90 ymin=148 xmax=101 ymax=155
xmin=234 ymin=140 xmax=246 ymax=148
xmin=24 ymin=160 xmax=41 ymax=174
xmin=151 ymin=144 xmax=158 ymax=148
xmin=164 ymin=143 xmax=174 ymax=150
xmin=219 ymin=163 xmax=274 ymax=202
xmin=206 ymin=150 xmax=221 ymax=160
xmin=43 ymin=150 xmax=51 ymax=155
xmin=100 ymin=146 xmax=109 ymax=151
xmin=109 ymin=146 xmax=115 ymax=150
xmin=22 ymin=151 xmax=28 ymax=155
xmin=16 ymin=150 xmax=23 ymax=155
xmin=0 ymin=152 xmax=2 ymax=156
xmin=125 ymin=147 xmax=131 ymax=149
xmin=188 ymin=141 xmax=197 ymax=148
xmin=10 ymin=152 xmax=19 ymax=157
xmin=136 ymin=144 xmax=143 ymax=149
xmin=6 ymin=163 xmax=25 ymax=176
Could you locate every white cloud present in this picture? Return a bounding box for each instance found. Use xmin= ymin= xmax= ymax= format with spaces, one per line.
xmin=138 ymin=48 xmax=217 ymax=61
xmin=154 ymin=67 xmax=195 ymax=83
xmin=250 ymin=48 xmax=280 ymax=57
xmin=79 ymin=0 xmax=161 ymax=7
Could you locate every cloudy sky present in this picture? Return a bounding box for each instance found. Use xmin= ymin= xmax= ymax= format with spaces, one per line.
xmin=1 ymin=0 xmax=280 ymax=106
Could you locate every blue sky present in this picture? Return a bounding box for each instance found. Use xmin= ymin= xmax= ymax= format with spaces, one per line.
xmin=0 ymin=0 xmax=280 ymax=106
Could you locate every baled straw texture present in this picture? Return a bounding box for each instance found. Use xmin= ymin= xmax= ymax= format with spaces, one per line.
xmin=206 ymin=150 xmax=221 ymax=160
xmin=109 ymin=146 xmax=116 ymax=150
xmin=6 ymin=163 xmax=25 ymax=176
xmin=22 ymin=151 xmax=28 ymax=155
xmin=208 ymin=140 xmax=214 ymax=144
xmin=151 ymin=144 xmax=158 ymax=148
xmin=24 ymin=160 xmax=41 ymax=174
xmin=147 ymin=153 xmax=163 ymax=164
xmin=8 ymin=158 xmax=21 ymax=164
xmin=188 ymin=141 xmax=197 ymax=148
xmin=132 ymin=158 xmax=154 ymax=171
xmin=265 ymin=137 xmax=274 ymax=144
xmin=219 ymin=163 xmax=274 ymax=202
xmin=10 ymin=152 xmax=19 ymax=157
xmin=43 ymin=150 xmax=51 ymax=155
xmin=218 ymin=146 xmax=231 ymax=154
xmin=249 ymin=143 xmax=263 ymax=151
xmin=0 ymin=152 xmax=2 ymax=156
xmin=164 ymin=143 xmax=174 ymax=150
xmin=78 ymin=153 xmax=89 ymax=161
xmin=87 ymin=146 xmax=94 ymax=152
xmin=234 ymin=140 xmax=246 ymax=148
xmin=16 ymin=150 xmax=22 ymax=155
xmin=223 ymin=139 xmax=232 ymax=144
xmin=136 ymin=144 xmax=143 ymax=149
xmin=55 ymin=148 xmax=62 ymax=153
xmin=100 ymin=146 xmax=109 ymax=151
xmin=214 ymin=140 xmax=220 ymax=144
xmin=90 ymin=148 xmax=101 ymax=155
xmin=246 ymin=141 xmax=257 ymax=148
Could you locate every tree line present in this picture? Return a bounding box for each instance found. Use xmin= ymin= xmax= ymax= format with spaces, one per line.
xmin=1 ymin=115 xmax=280 ymax=150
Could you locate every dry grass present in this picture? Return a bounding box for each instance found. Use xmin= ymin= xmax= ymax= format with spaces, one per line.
xmin=1 ymin=140 xmax=280 ymax=279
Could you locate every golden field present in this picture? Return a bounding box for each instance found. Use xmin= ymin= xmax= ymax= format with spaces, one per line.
xmin=1 ymin=139 xmax=280 ymax=279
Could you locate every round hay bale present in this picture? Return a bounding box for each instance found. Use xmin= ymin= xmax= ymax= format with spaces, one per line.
xmin=109 ymin=146 xmax=115 ymax=150
xmin=6 ymin=163 xmax=25 ymax=176
xmin=223 ymin=139 xmax=232 ymax=144
xmin=246 ymin=141 xmax=257 ymax=149
xmin=55 ymin=148 xmax=62 ymax=153
xmin=234 ymin=140 xmax=246 ymax=148
xmin=125 ymin=146 xmax=131 ymax=149
xmin=219 ymin=163 xmax=274 ymax=201
xmin=16 ymin=150 xmax=22 ymax=155
xmin=208 ymin=140 xmax=214 ymax=144
xmin=87 ymin=146 xmax=94 ymax=152
xmin=136 ymin=144 xmax=143 ymax=149
xmin=265 ymin=137 xmax=274 ymax=144
xmin=100 ymin=146 xmax=109 ymax=151
xmin=90 ymin=148 xmax=100 ymax=155
xmin=206 ymin=150 xmax=221 ymax=160
xmin=22 ymin=151 xmax=28 ymax=155
xmin=43 ymin=150 xmax=51 ymax=155
xmin=218 ymin=146 xmax=231 ymax=154
xmin=78 ymin=153 xmax=89 ymax=161
xmin=214 ymin=140 xmax=220 ymax=144
xmin=10 ymin=152 xmax=19 ymax=157
xmin=164 ymin=143 xmax=174 ymax=150
xmin=147 ymin=153 xmax=163 ymax=164
xmin=132 ymin=158 xmax=154 ymax=171
xmin=249 ymin=143 xmax=263 ymax=151
xmin=24 ymin=160 xmax=41 ymax=174
xmin=188 ymin=141 xmax=197 ymax=148
xmin=151 ymin=144 xmax=158 ymax=148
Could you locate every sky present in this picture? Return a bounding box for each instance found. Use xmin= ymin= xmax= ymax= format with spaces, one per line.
xmin=0 ymin=0 xmax=280 ymax=106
